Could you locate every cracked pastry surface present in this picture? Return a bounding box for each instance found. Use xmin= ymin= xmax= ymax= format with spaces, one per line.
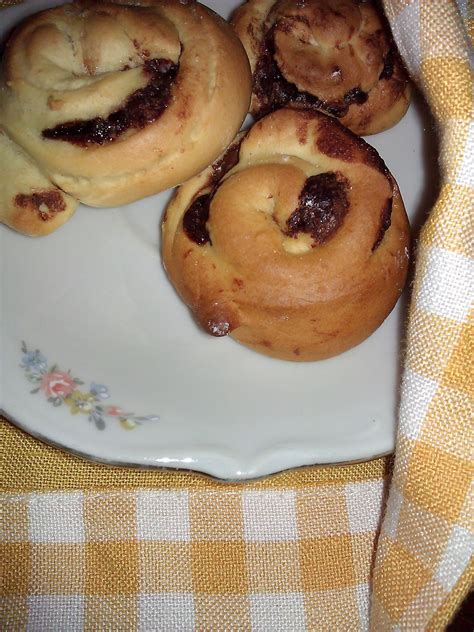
xmin=0 ymin=0 xmax=251 ymax=235
xmin=162 ymin=108 xmax=410 ymax=361
xmin=232 ymin=0 xmax=411 ymax=135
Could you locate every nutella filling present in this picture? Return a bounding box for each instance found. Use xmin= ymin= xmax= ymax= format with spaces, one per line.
xmin=253 ymin=27 xmax=368 ymax=119
xmin=372 ymin=197 xmax=393 ymax=251
xmin=42 ymin=58 xmax=178 ymax=145
xmin=183 ymin=194 xmax=211 ymax=245
xmin=253 ymin=28 xmax=323 ymax=118
xmin=210 ymin=140 xmax=242 ymax=185
xmin=15 ymin=190 xmax=66 ymax=221
xmin=286 ymin=172 xmax=350 ymax=245
xmin=183 ymin=140 xmax=243 ymax=245
xmin=379 ymin=47 xmax=395 ymax=80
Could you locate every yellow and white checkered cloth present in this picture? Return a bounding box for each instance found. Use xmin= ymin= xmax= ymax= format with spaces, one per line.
xmin=372 ymin=0 xmax=473 ymax=629
xmin=1 ymin=0 xmax=473 ymax=630
xmin=2 ymin=432 xmax=389 ymax=630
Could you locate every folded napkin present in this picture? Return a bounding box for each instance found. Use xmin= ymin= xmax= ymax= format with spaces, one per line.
xmin=1 ymin=1 xmax=472 ymax=630
xmin=371 ymin=0 xmax=473 ymax=628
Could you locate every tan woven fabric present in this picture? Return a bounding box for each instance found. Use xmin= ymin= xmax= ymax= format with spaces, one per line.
xmin=2 ymin=421 xmax=392 ymax=631
xmin=1 ymin=1 xmax=473 ymax=630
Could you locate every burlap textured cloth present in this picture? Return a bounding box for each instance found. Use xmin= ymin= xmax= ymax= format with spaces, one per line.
xmin=1 ymin=1 xmax=473 ymax=630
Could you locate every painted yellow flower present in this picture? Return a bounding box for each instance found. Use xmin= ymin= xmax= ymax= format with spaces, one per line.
xmin=64 ymin=390 xmax=96 ymax=415
xmin=119 ymin=418 xmax=137 ymax=430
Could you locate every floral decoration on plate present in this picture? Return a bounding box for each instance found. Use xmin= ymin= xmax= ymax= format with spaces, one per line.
xmin=20 ymin=342 xmax=159 ymax=430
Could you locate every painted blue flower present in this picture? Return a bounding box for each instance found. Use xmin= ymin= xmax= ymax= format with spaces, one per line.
xmin=90 ymin=383 xmax=110 ymax=399
xmin=21 ymin=350 xmax=47 ymax=374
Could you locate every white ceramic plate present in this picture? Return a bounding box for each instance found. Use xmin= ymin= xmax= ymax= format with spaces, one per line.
xmin=0 ymin=0 xmax=437 ymax=480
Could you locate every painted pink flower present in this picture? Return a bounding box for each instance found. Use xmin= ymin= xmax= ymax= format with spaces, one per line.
xmin=41 ymin=371 xmax=75 ymax=398
xmin=106 ymin=405 xmax=123 ymax=417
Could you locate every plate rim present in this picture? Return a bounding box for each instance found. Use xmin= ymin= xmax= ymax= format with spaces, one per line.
xmin=1 ymin=408 xmax=393 ymax=482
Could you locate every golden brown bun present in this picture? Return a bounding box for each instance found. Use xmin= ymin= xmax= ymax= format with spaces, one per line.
xmin=0 ymin=0 xmax=251 ymax=235
xmin=162 ymin=108 xmax=410 ymax=362
xmin=232 ymin=0 xmax=411 ymax=135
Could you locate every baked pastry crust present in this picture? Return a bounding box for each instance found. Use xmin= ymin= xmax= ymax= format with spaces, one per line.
xmin=0 ymin=0 xmax=251 ymax=234
xmin=0 ymin=129 xmax=77 ymax=236
xmin=162 ymin=108 xmax=410 ymax=361
xmin=232 ymin=0 xmax=411 ymax=135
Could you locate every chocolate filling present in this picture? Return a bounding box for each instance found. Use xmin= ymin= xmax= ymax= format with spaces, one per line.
xmin=184 ymin=140 xmax=243 ymax=245
xmin=210 ymin=141 xmax=242 ymax=185
xmin=42 ymin=58 xmax=178 ymax=145
xmin=286 ymin=172 xmax=349 ymax=245
xmin=372 ymin=197 xmax=392 ymax=251
xmin=183 ymin=194 xmax=211 ymax=245
xmin=253 ymin=28 xmax=323 ymax=118
xmin=253 ymin=27 xmax=368 ymax=119
xmin=15 ymin=190 xmax=66 ymax=221
xmin=325 ymin=87 xmax=369 ymax=117
xmin=379 ymin=47 xmax=394 ymax=80
xmin=344 ymin=87 xmax=368 ymax=105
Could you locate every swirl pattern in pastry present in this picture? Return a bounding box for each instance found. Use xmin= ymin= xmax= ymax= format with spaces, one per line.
xmin=162 ymin=108 xmax=410 ymax=361
xmin=0 ymin=0 xmax=252 ymax=235
xmin=232 ymin=0 xmax=411 ymax=135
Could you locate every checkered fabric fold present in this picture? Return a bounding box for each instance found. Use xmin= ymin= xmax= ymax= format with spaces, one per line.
xmin=1 ymin=1 xmax=473 ymax=631
xmin=371 ymin=1 xmax=474 ymax=629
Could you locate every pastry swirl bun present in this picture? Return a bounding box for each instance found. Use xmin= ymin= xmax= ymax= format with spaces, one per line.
xmin=232 ymin=0 xmax=411 ymax=135
xmin=162 ymin=108 xmax=410 ymax=361
xmin=0 ymin=0 xmax=251 ymax=235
